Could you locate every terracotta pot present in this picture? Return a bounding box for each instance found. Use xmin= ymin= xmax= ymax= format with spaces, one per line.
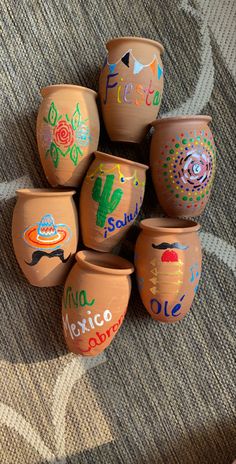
xmin=12 ymin=189 xmax=78 ymax=287
xmin=80 ymin=151 xmax=148 ymax=252
xmin=135 ymin=218 xmax=202 ymax=323
xmin=99 ymin=37 xmax=164 ymax=143
xmin=62 ymin=250 xmax=134 ymax=356
xmin=37 ymin=84 xmax=100 ymax=187
xmin=150 ymin=115 xmax=216 ymax=217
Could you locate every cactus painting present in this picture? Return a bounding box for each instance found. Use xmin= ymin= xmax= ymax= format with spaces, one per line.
xmin=92 ymin=174 xmax=123 ymax=227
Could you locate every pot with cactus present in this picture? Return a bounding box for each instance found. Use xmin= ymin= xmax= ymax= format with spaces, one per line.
xmin=79 ymin=151 xmax=148 ymax=252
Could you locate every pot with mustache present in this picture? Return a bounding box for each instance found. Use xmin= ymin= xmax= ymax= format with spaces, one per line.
xmin=150 ymin=115 xmax=216 ymax=217
xmin=12 ymin=189 xmax=79 ymax=287
xmin=134 ymin=218 xmax=202 ymax=323
xmin=62 ymin=250 xmax=134 ymax=356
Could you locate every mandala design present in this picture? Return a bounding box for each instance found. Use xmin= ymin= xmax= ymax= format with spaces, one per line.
xmin=157 ymin=130 xmax=216 ymax=210
xmin=43 ymin=102 xmax=91 ymax=168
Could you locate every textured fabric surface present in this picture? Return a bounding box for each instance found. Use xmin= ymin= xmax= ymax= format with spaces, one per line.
xmin=0 ymin=0 xmax=235 ymax=463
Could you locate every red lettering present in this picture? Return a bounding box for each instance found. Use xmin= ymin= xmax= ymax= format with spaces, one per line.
xmin=96 ymin=331 xmax=106 ymax=343
xmin=135 ymin=84 xmax=145 ymax=106
xmin=145 ymin=80 xmax=154 ymax=106
xmin=78 ymin=312 xmax=126 ymax=353
xmin=106 ymin=327 xmax=112 ymax=337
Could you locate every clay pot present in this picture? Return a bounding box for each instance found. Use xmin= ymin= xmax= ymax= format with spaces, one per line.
xmin=135 ymin=218 xmax=202 ymax=323
xmin=36 ymin=84 xmax=100 ymax=187
xmin=62 ymin=250 xmax=134 ymax=356
xmin=80 ymin=151 xmax=148 ymax=252
xmin=150 ymin=115 xmax=216 ymax=217
xmin=99 ymin=37 xmax=164 ymax=143
xmin=12 ymin=189 xmax=78 ymax=287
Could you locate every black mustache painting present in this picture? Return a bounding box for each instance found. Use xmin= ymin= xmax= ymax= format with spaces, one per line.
xmin=26 ymin=249 xmax=71 ymax=266
xmin=152 ymin=242 xmax=189 ymax=250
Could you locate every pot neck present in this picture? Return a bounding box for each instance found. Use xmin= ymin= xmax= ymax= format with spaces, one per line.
xmin=16 ymin=189 xmax=76 ymax=198
xmin=40 ymin=85 xmax=97 ymax=98
xmin=140 ymin=218 xmax=201 ymax=234
xmin=76 ymin=250 xmax=134 ymax=276
xmin=151 ymin=115 xmax=211 ymax=131
xmin=95 ymin=151 xmax=149 ymax=171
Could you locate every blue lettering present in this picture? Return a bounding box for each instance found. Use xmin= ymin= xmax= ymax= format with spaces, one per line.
xmin=133 ymin=202 xmax=139 ymax=217
xmin=150 ymin=298 xmax=162 ymax=314
xmin=171 ymin=304 xmax=181 ymax=317
xmin=116 ymin=219 xmax=124 ymax=229
xmin=104 ymin=73 xmax=119 ymax=104
xmin=164 ymin=301 xmax=170 ymax=317
xmin=107 ymin=217 xmax=115 ymax=232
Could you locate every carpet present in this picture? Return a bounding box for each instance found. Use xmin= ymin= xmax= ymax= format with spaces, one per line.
xmin=0 ymin=0 xmax=235 ymax=463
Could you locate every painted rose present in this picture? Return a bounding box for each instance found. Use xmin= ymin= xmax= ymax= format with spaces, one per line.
xmin=53 ymin=120 xmax=74 ymax=148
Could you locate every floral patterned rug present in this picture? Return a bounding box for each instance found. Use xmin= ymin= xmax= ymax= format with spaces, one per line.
xmin=0 ymin=0 xmax=235 ymax=463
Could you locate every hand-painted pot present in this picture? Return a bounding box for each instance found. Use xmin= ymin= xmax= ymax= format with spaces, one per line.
xmin=150 ymin=115 xmax=216 ymax=217
xmin=12 ymin=189 xmax=79 ymax=287
xmin=80 ymin=151 xmax=148 ymax=252
xmin=135 ymin=218 xmax=202 ymax=323
xmin=37 ymin=84 xmax=100 ymax=187
xmin=99 ymin=37 xmax=164 ymax=143
xmin=62 ymin=250 xmax=134 ymax=356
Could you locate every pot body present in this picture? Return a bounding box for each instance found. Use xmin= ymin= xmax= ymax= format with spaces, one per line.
xmin=150 ymin=116 xmax=216 ymax=217
xmin=62 ymin=251 xmax=133 ymax=356
xmin=80 ymin=151 xmax=148 ymax=252
xmin=12 ymin=189 xmax=78 ymax=287
xmin=135 ymin=218 xmax=202 ymax=323
xmin=99 ymin=37 xmax=164 ymax=143
xmin=37 ymin=85 xmax=100 ymax=187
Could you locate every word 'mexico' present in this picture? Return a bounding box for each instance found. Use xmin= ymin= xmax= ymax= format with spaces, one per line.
xmin=104 ymin=73 xmax=160 ymax=106
xmin=104 ymin=202 xmax=139 ymax=238
xmin=63 ymin=309 xmax=113 ymax=339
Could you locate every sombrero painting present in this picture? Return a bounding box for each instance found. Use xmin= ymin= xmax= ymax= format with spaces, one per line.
xmin=23 ymin=214 xmax=71 ymax=250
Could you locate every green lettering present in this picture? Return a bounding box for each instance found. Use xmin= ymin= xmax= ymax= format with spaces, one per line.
xmin=153 ymin=90 xmax=160 ymax=106
xmin=79 ymin=290 xmax=95 ymax=307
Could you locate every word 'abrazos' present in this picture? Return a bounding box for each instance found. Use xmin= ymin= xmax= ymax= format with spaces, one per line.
xmin=77 ymin=313 xmax=125 ymax=353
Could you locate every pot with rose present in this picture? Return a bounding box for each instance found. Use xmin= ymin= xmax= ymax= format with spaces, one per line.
xmin=37 ymin=84 xmax=100 ymax=187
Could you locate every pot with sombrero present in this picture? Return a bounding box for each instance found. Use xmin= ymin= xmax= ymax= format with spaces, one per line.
xmin=12 ymin=189 xmax=79 ymax=287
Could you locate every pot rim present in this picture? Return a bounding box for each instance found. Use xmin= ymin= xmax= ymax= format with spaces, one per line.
xmin=40 ymin=84 xmax=97 ymax=98
xmin=16 ymin=188 xmax=76 ymax=197
xmin=151 ymin=115 xmax=212 ymax=127
xmin=76 ymin=250 xmax=134 ymax=275
xmin=139 ymin=217 xmax=201 ymax=234
xmin=95 ymin=151 xmax=149 ymax=170
xmin=106 ymin=36 xmax=164 ymax=54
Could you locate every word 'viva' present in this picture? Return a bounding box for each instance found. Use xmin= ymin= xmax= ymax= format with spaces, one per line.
xmin=63 ymin=287 xmax=113 ymax=338
xmin=104 ymin=73 xmax=161 ymax=106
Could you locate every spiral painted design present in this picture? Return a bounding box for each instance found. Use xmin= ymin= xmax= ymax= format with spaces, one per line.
xmin=158 ymin=130 xmax=216 ymax=210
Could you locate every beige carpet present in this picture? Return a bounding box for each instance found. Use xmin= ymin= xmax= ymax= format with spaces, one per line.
xmin=0 ymin=0 xmax=235 ymax=463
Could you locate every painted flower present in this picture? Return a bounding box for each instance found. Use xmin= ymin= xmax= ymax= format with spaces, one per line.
xmin=53 ymin=120 xmax=75 ymax=148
